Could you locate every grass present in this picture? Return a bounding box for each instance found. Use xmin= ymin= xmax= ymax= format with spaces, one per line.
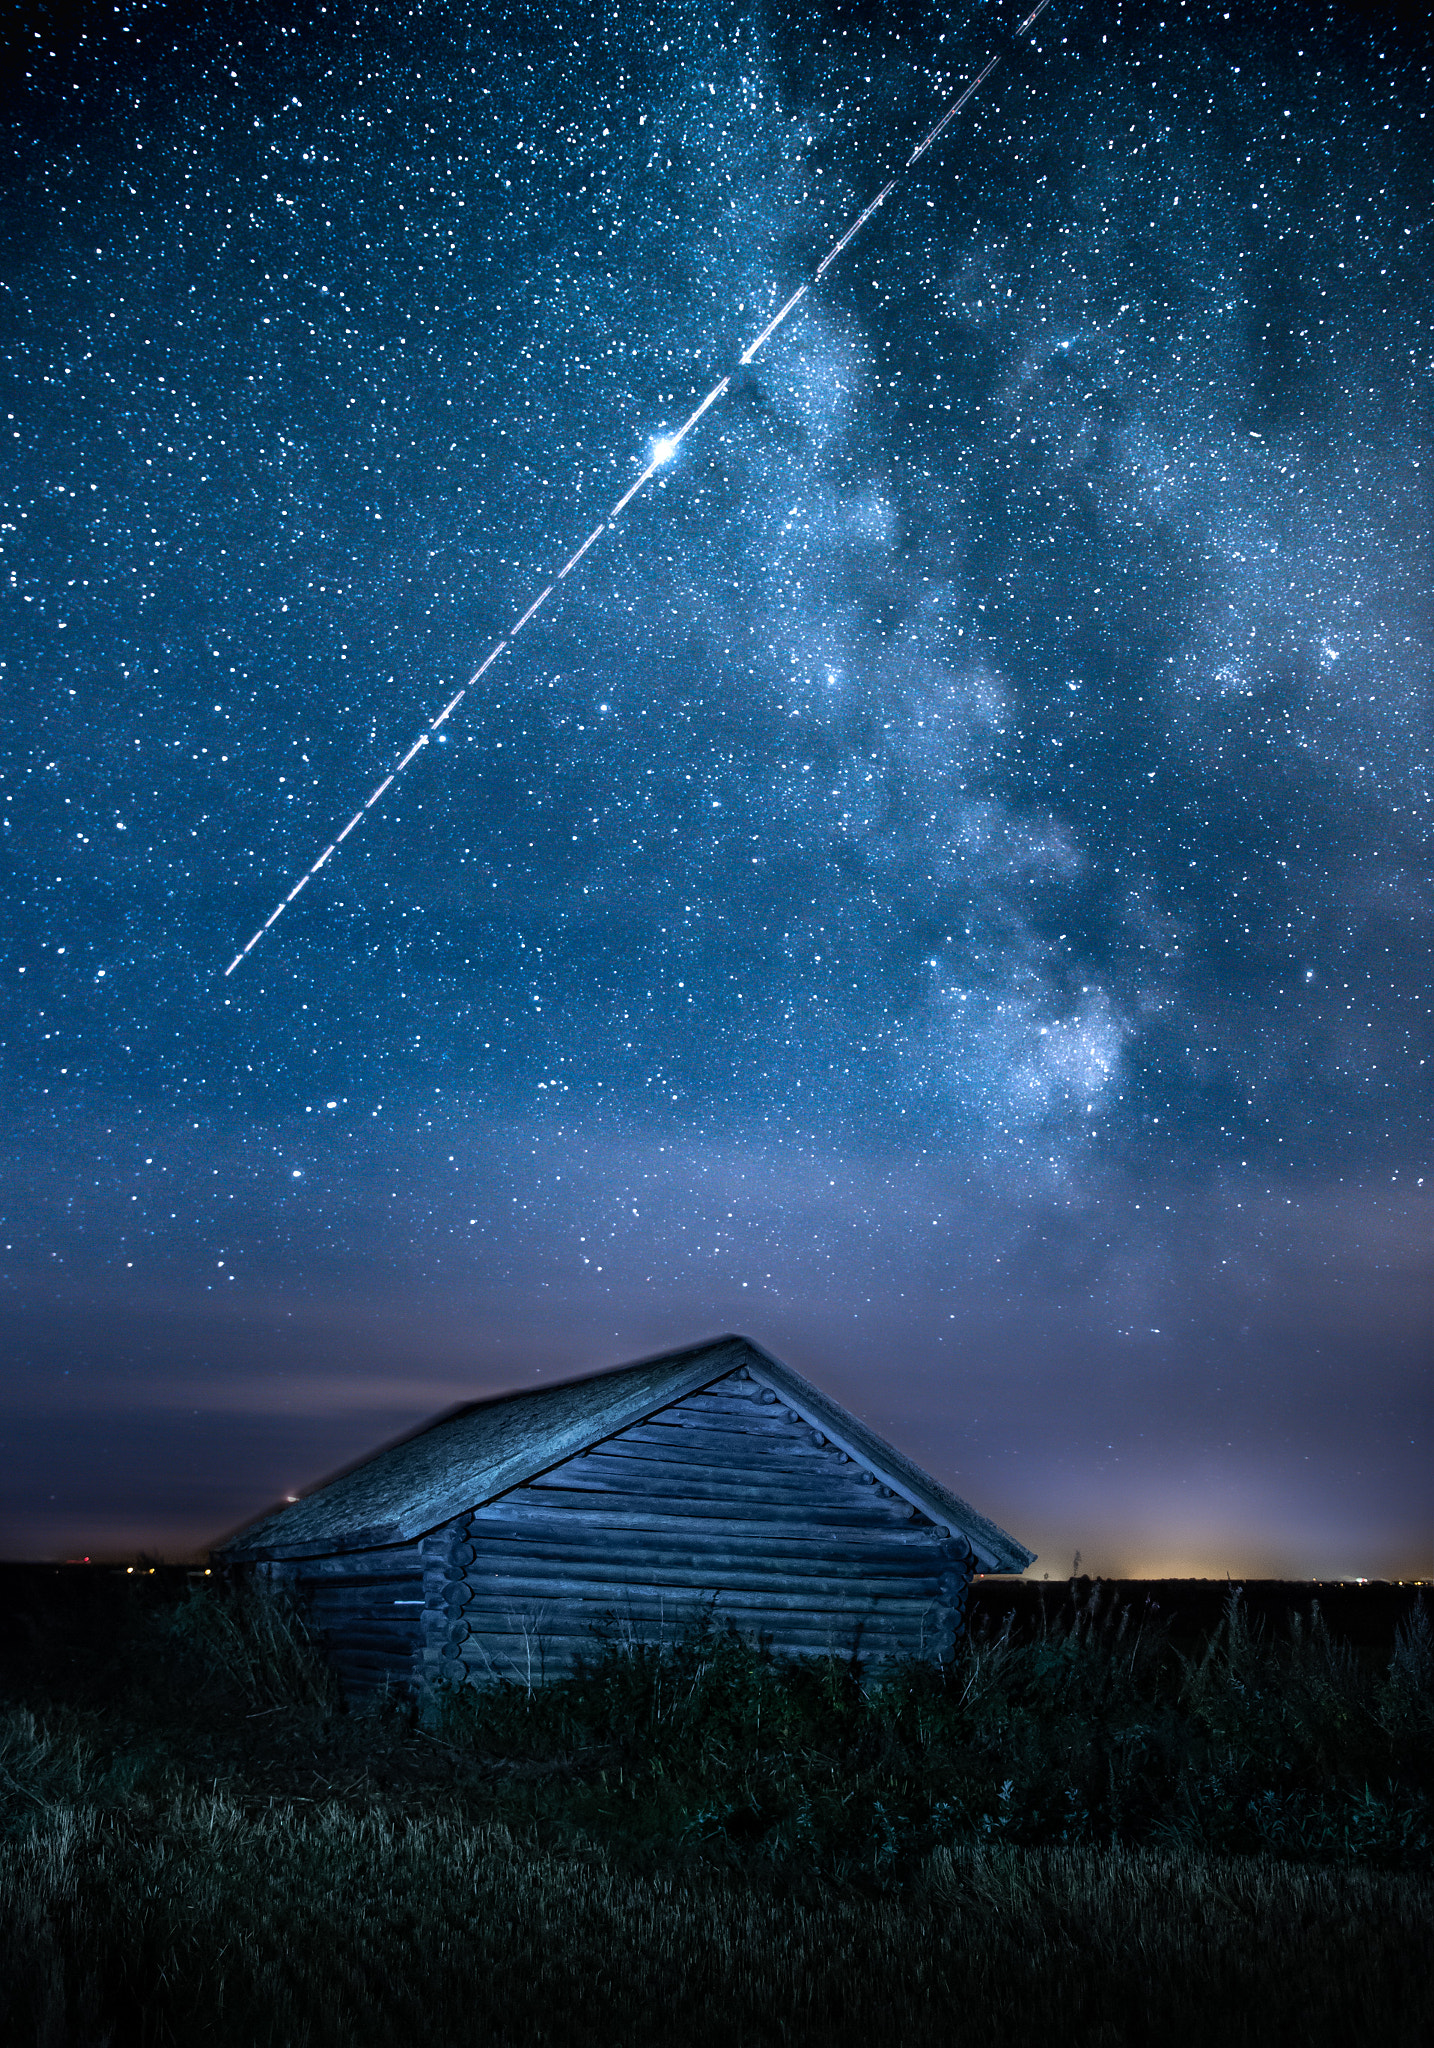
xmin=0 ymin=1573 xmax=1430 ymax=2044
xmin=4 ymin=1804 xmax=1432 ymax=2047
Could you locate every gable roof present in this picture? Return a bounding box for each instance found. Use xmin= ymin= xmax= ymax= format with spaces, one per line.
xmin=215 ymin=1333 xmax=1034 ymax=1573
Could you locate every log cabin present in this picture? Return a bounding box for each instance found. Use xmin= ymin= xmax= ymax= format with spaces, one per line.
xmin=215 ymin=1334 xmax=1034 ymax=1692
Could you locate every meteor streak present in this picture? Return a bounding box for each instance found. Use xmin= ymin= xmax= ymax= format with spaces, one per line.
xmin=222 ymin=0 xmax=1056 ymax=978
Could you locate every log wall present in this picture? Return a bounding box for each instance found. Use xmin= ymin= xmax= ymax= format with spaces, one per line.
xmin=268 ymin=1542 xmax=426 ymax=1694
xmin=423 ymin=1370 xmax=972 ymax=1686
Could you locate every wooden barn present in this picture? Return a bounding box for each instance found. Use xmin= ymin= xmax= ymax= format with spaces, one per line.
xmin=216 ymin=1334 xmax=1034 ymax=1692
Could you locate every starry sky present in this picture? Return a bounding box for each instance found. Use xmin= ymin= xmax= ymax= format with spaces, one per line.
xmin=2 ymin=0 xmax=1429 ymax=1575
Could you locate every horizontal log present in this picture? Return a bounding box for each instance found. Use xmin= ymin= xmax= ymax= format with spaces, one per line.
xmin=453 ymin=1551 xmax=942 ymax=1594
xmin=299 ymin=1577 xmax=426 ymax=1596
xmin=449 ymin=1626 xmax=929 ymax=1662
xmin=312 ymin=1617 xmax=425 ymax=1642
xmin=558 ymin=1433 xmax=834 ymax=1468
xmin=315 ymin=1608 xmax=422 ymax=1631
xmin=306 ymin=1596 xmax=426 ymax=1619
xmin=469 ymin=1512 xmax=935 ymax=1551
xmin=514 ymin=1496 xmax=916 ymax=1535
xmin=523 ymin=1471 xmax=913 ymax=1516
xmin=456 ymin=1520 xmax=943 ymax=1566
xmin=304 ymin=1574 xmax=426 ymax=1593
xmin=451 ymin=1605 xmax=943 ymax=1643
xmin=571 ymin=1437 xmax=858 ymax=1480
xmin=451 ymin=1605 xmax=933 ymax=1637
xmin=632 ymin=1397 xmax=823 ymax=1429
xmin=310 ymin=1611 xmax=424 ymax=1635
xmin=316 ymin=1602 xmax=424 ymax=1622
xmin=452 ymin=1622 xmax=934 ymax=1654
xmin=449 ymin=1625 xmax=931 ymax=1666
xmin=575 ymin=1452 xmax=878 ymax=1493
xmin=669 ymin=1390 xmax=787 ymax=1418
xmin=304 ymin=1581 xmax=425 ymax=1604
xmin=450 ymin=1582 xmax=943 ymax=1621
xmin=451 ymin=1630 xmax=938 ymax=1667
xmin=451 ymin=1604 xmax=937 ymax=1640
xmin=477 ymin=1498 xmax=927 ymax=1535
xmin=521 ymin=1499 xmax=894 ymax=1529
xmin=464 ymin=1565 xmax=942 ymax=1602
xmin=289 ymin=1550 xmax=426 ymax=1578
xmin=615 ymin=1416 xmax=824 ymax=1452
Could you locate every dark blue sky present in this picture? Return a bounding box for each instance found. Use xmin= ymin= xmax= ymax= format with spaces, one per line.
xmin=2 ymin=0 xmax=1428 ymax=1574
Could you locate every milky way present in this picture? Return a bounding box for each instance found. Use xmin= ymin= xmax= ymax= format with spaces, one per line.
xmin=223 ymin=0 xmax=1051 ymax=978
xmin=1 ymin=0 xmax=1429 ymax=1574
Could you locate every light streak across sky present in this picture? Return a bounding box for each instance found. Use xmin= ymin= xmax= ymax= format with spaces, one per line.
xmin=223 ymin=0 xmax=1054 ymax=978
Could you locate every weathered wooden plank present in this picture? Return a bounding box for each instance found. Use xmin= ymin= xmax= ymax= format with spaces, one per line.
xmin=307 ymin=1607 xmax=424 ymax=1633
xmin=457 ymin=1528 xmax=944 ymax=1570
xmin=457 ymin=1551 xmax=942 ymax=1594
xmin=572 ymin=1420 xmax=831 ymax=1457
xmin=453 ymin=1603 xmax=937 ymax=1639
xmin=453 ymin=1581 xmax=960 ymax=1623
xmin=450 ymin=1625 xmax=926 ymax=1668
xmin=478 ymin=1496 xmax=926 ymax=1534
xmin=463 ymin=1565 xmax=944 ymax=1604
xmin=625 ymin=1419 xmax=808 ymax=1449
xmin=451 ymin=1628 xmax=937 ymax=1667
xmin=630 ymin=1395 xmax=817 ymax=1425
xmin=289 ymin=1550 xmax=425 ymax=1578
xmin=615 ymin=1416 xmax=828 ymax=1452
xmin=459 ymin=1610 xmax=936 ymax=1639
xmin=463 ymin=1515 xmax=939 ymax=1554
xmin=301 ymin=1572 xmax=425 ymax=1593
xmin=576 ymin=1455 xmax=882 ymax=1495
xmin=524 ymin=1470 xmax=913 ymax=1515
xmin=573 ymin=1436 xmax=859 ymax=1478
xmin=665 ymin=1390 xmax=791 ymax=1418
xmin=467 ymin=1505 xmax=937 ymax=1546
xmin=449 ymin=1618 xmax=929 ymax=1654
xmin=310 ymin=1597 xmax=423 ymax=1620
xmin=309 ymin=1605 xmax=421 ymax=1631
xmin=302 ymin=1581 xmax=425 ymax=1605
xmin=448 ymin=1583 xmax=938 ymax=1617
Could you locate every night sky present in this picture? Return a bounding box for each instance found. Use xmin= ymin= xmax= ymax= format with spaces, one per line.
xmin=2 ymin=0 xmax=1429 ymax=1576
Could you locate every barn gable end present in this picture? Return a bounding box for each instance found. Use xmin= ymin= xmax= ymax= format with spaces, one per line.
xmin=425 ymin=1366 xmax=969 ymax=1683
xmin=218 ymin=1336 xmax=1033 ymax=1693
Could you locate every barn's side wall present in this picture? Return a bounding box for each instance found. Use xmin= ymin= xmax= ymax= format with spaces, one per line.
xmin=425 ymin=1371 xmax=973 ymax=1685
xmin=264 ymin=1541 xmax=426 ymax=1693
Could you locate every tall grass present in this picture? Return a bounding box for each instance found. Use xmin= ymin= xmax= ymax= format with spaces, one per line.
xmin=428 ymin=1586 xmax=1434 ymax=1872
xmin=1 ymin=1800 xmax=1430 ymax=2046
xmin=1 ymin=1578 xmax=1430 ymax=2043
xmin=162 ymin=1573 xmax=339 ymax=1713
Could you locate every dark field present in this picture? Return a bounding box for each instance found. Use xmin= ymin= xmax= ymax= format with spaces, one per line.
xmin=1 ymin=1566 xmax=1430 ymax=2046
